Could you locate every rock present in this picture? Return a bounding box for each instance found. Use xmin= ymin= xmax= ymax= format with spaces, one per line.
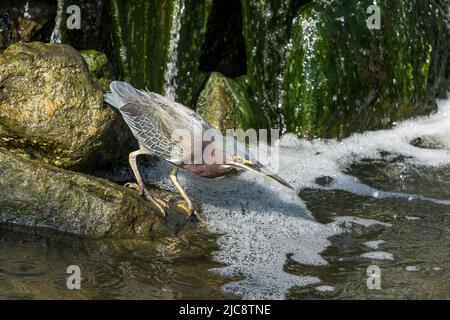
xmin=282 ymin=0 xmax=449 ymax=138
xmin=0 ymin=42 xmax=135 ymax=169
xmin=240 ymin=0 xmax=301 ymax=127
xmin=0 ymin=147 xmax=190 ymax=237
xmin=0 ymin=0 xmax=57 ymax=49
xmin=196 ymin=72 xmax=265 ymax=132
xmin=241 ymin=0 xmax=449 ymax=138
xmin=0 ymin=10 xmax=12 ymax=50
xmin=80 ymin=49 xmax=113 ymax=91
xmin=110 ymin=0 xmax=212 ymax=106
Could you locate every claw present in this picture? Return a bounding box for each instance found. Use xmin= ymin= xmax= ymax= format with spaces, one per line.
xmin=125 ymin=182 xmax=168 ymax=217
xmin=124 ymin=182 xmax=143 ymax=195
xmin=176 ymin=201 xmax=205 ymax=224
xmin=142 ymin=187 xmax=168 ymax=217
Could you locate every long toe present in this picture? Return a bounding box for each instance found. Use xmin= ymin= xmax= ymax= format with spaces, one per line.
xmin=178 ymin=201 xmax=205 ymax=224
xmin=190 ymin=209 xmax=206 ymax=225
xmin=124 ymin=182 xmax=143 ymax=195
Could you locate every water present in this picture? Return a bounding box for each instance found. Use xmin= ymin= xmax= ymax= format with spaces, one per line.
xmin=163 ymin=0 xmax=184 ymax=101
xmin=1 ymin=99 xmax=450 ymax=299
xmin=49 ymin=0 xmax=64 ymax=43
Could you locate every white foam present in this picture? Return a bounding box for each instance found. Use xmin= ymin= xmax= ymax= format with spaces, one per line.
xmin=405 ymin=266 xmax=420 ymax=272
xmin=432 ymin=267 xmax=442 ymax=271
xmin=315 ymin=285 xmax=335 ymax=293
xmin=364 ymin=240 xmax=385 ymax=249
xmin=334 ymin=216 xmax=392 ymax=228
xmin=129 ymin=99 xmax=450 ymax=299
xmin=361 ymin=251 xmax=394 ymax=261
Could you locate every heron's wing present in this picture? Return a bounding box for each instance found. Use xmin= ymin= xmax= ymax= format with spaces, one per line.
xmin=110 ymin=82 xmax=210 ymax=163
xmin=119 ymin=102 xmax=187 ymax=162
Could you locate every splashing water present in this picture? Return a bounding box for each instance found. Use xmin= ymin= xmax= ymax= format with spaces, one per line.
xmin=164 ymin=0 xmax=185 ymax=101
xmin=99 ymin=99 xmax=450 ymax=299
xmin=50 ymin=0 xmax=64 ymax=43
xmin=23 ymin=1 xmax=31 ymax=19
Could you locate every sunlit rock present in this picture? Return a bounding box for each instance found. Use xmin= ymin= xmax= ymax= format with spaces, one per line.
xmin=80 ymin=49 xmax=113 ymax=91
xmin=0 ymin=147 xmax=189 ymax=237
xmin=196 ymin=72 xmax=266 ymax=132
xmin=0 ymin=42 xmax=135 ymax=169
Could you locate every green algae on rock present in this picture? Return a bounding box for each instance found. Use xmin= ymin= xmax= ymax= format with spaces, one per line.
xmin=0 ymin=42 xmax=135 ymax=169
xmin=80 ymin=49 xmax=113 ymax=91
xmin=283 ymin=0 xmax=449 ymax=138
xmin=196 ymin=72 xmax=266 ymax=132
xmin=0 ymin=147 xmax=189 ymax=237
xmin=110 ymin=0 xmax=212 ymax=107
xmin=241 ymin=0 xmax=449 ymax=138
xmin=240 ymin=0 xmax=301 ymax=127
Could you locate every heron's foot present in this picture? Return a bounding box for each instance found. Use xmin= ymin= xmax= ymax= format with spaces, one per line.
xmin=124 ymin=182 xmax=143 ymax=195
xmin=176 ymin=200 xmax=205 ymax=224
xmin=143 ymin=188 xmax=168 ymax=217
xmin=125 ymin=182 xmax=168 ymax=216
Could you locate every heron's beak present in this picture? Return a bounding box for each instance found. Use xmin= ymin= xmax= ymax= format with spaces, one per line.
xmin=229 ymin=161 xmax=294 ymax=190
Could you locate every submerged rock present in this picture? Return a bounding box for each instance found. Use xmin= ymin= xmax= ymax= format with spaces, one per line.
xmin=0 ymin=42 xmax=135 ymax=169
xmin=196 ymin=72 xmax=265 ymax=132
xmin=110 ymin=0 xmax=212 ymax=106
xmin=0 ymin=147 xmax=190 ymax=237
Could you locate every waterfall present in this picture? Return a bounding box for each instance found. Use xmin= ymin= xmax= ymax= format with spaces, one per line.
xmin=23 ymin=1 xmax=31 ymax=19
xmin=50 ymin=0 xmax=65 ymax=43
xmin=164 ymin=0 xmax=185 ymax=101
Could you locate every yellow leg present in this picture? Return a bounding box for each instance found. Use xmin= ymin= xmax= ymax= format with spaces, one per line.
xmin=126 ymin=148 xmax=167 ymax=216
xmin=170 ymin=167 xmax=205 ymax=223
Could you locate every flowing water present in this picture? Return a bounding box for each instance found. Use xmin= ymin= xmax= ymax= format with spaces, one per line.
xmin=1 ymin=99 xmax=450 ymax=300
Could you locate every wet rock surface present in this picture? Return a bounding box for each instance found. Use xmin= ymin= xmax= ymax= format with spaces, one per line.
xmin=0 ymin=147 xmax=192 ymax=237
xmin=282 ymin=0 xmax=449 ymax=138
xmin=196 ymin=72 xmax=264 ymax=132
xmin=241 ymin=0 xmax=449 ymax=137
xmin=0 ymin=42 xmax=135 ymax=169
xmin=80 ymin=49 xmax=113 ymax=91
xmin=0 ymin=0 xmax=57 ymax=49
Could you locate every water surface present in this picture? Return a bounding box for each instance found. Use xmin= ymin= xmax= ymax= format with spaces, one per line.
xmin=1 ymin=100 xmax=450 ymax=299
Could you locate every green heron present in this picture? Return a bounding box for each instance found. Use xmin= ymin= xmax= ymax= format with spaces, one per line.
xmin=105 ymin=81 xmax=292 ymax=221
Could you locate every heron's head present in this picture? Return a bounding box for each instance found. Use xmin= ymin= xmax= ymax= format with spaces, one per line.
xmin=227 ymin=155 xmax=294 ymax=190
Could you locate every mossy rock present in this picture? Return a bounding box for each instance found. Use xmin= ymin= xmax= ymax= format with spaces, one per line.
xmin=196 ymin=72 xmax=266 ymax=132
xmin=241 ymin=0 xmax=449 ymax=138
xmin=80 ymin=49 xmax=113 ymax=91
xmin=240 ymin=0 xmax=300 ymax=127
xmin=0 ymin=42 xmax=135 ymax=169
xmin=282 ymin=0 xmax=449 ymax=138
xmin=0 ymin=147 xmax=190 ymax=237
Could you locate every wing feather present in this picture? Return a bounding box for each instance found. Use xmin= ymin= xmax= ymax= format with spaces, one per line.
xmin=109 ymin=81 xmax=210 ymax=163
